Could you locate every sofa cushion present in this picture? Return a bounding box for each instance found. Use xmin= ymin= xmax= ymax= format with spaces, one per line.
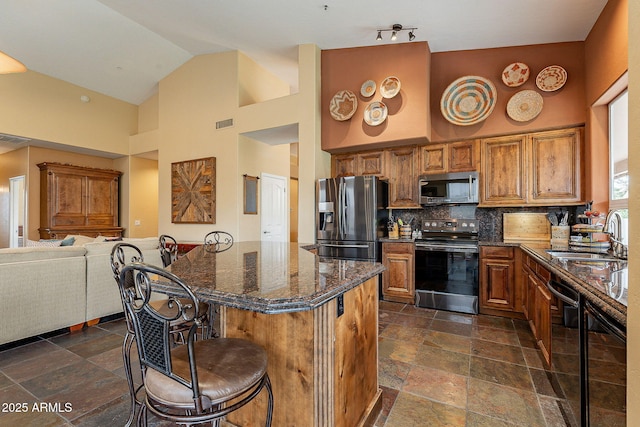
xmin=26 ymin=239 xmax=62 ymax=247
xmin=0 ymin=246 xmax=87 ymax=264
xmin=65 ymin=234 xmax=98 ymax=246
xmin=83 ymin=237 xmax=159 ymax=256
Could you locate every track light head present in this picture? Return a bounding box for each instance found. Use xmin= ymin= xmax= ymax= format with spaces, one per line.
xmin=408 ymin=31 xmax=415 ymax=41
xmin=376 ymin=31 xmax=382 ymax=41
xmin=375 ymin=24 xmax=417 ymax=42
xmin=391 ymin=31 xmax=397 ymax=41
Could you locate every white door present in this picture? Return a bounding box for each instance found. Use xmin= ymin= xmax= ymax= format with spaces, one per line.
xmin=9 ymin=176 xmax=26 ymax=248
xmin=261 ymin=173 xmax=288 ymax=242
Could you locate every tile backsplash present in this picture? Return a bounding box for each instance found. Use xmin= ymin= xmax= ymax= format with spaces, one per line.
xmin=389 ymin=205 xmax=586 ymax=241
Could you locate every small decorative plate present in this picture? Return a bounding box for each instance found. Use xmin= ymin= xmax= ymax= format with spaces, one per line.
xmin=360 ymin=80 xmax=376 ymax=97
xmin=507 ymin=90 xmax=543 ymax=122
xmin=501 ymin=62 xmax=530 ymax=87
xmin=329 ymin=90 xmax=358 ymax=121
xmin=440 ymin=75 xmax=497 ymax=126
xmin=364 ymin=101 xmax=388 ymax=126
xmin=536 ymin=65 xmax=567 ymax=92
xmin=380 ymin=76 xmax=401 ymax=98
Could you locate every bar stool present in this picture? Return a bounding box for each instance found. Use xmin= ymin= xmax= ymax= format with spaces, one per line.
xmin=119 ymin=262 xmax=273 ymax=426
xmin=110 ymin=243 xmax=210 ymax=426
xmin=204 ymin=231 xmax=234 ymax=253
xmin=158 ymin=234 xmax=178 ymax=267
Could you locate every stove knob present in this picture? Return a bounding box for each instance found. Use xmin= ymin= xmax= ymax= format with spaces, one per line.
xmin=462 ymin=222 xmax=468 ymax=228
xmin=469 ymin=223 xmax=475 ymax=228
xmin=431 ymin=222 xmax=437 ymax=227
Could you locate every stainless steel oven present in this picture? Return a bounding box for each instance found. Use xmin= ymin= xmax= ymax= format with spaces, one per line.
xmin=414 ymin=219 xmax=479 ymax=314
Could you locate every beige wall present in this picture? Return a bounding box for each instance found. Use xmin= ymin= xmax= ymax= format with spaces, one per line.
xmin=627 ymin=0 xmax=638 ymax=423
xmin=127 ymin=157 xmax=159 ymax=237
xmin=0 ymin=71 xmax=137 ymax=154
xmin=147 ymin=46 xmax=325 ymax=243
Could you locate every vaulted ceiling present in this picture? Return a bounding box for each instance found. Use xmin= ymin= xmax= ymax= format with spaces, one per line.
xmin=1 ymin=0 xmax=607 ymax=105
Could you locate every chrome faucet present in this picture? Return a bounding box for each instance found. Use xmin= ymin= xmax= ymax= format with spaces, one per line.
xmin=604 ymin=209 xmax=628 ymax=259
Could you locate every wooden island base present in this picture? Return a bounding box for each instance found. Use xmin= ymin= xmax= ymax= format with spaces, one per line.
xmin=221 ymin=277 xmax=381 ymax=427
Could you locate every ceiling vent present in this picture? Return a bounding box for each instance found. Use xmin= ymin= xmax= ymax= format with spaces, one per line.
xmin=215 ymin=118 xmax=234 ymax=129
xmin=0 ymin=133 xmax=31 ymax=144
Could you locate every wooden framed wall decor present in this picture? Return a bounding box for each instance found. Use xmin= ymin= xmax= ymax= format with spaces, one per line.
xmin=243 ymin=174 xmax=259 ymax=215
xmin=171 ymin=157 xmax=216 ymax=223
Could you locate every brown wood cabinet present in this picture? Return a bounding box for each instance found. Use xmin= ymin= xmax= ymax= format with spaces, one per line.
xmin=420 ymin=140 xmax=478 ymax=175
xmin=387 ymin=146 xmax=420 ymax=208
xmin=528 ymin=127 xmax=582 ymax=204
xmin=480 ymin=127 xmax=583 ymax=206
xmin=382 ymin=242 xmax=415 ymax=303
xmin=332 ymin=150 xmax=385 ymax=177
xmin=521 ymin=250 xmax=563 ymax=367
xmin=479 ymin=246 xmax=520 ymax=315
xmin=38 ymin=162 xmax=123 ymax=239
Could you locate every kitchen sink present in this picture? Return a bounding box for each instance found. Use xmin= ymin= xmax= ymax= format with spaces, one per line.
xmin=546 ymin=251 xmax=620 ymax=262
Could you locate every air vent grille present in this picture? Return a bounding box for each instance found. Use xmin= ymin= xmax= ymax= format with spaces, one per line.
xmin=0 ymin=133 xmax=31 ymax=144
xmin=215 ymin=118 xmax=234 ymax=129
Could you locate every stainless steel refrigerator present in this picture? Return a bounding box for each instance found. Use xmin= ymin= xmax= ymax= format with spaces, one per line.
xmin=316 ymin=176 xmax=388 ymax=261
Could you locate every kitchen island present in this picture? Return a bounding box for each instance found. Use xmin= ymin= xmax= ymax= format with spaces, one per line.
xmin=158 ymin=241 xmax=384 ymax=427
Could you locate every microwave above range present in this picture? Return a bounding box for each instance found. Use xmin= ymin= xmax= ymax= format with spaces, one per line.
xmin=418 ymin=171 xmax=479 ymax=206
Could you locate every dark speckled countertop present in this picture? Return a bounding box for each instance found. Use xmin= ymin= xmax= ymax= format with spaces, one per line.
xmin=522 ymin=245 xmax=627 ymax=327
xmin=479 ymin=240 xmax=627 ymax=327
xmin=156 ymin=241 xmax=385 ymax=314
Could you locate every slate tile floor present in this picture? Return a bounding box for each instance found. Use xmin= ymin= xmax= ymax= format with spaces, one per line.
xmin=0 ymin=301 xmax=620 ymax=426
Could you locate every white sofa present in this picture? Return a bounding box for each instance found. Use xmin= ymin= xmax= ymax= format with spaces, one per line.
xmin=0 ymin=237 xmax=163 ymax=346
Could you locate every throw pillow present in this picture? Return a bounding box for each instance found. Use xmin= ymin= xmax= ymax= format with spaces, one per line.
xmin=60 ymin=236 xmax=76 ymax=246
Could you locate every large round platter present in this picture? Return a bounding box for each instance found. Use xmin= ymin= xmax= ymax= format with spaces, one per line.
xmin=501 ymin=62 xmax=530 ymax=87
xmin=329 ymin=90 xmax=358 ymax=121
xmin=440 ymin=75 xmax=497 ymax=126
xmin=360 ymin=80 xmax=376 ymax=97
xmin=364 ymin=101 xmax=388 ymax=126
xmin=536 ymin=65 xmax=567 ymax=92
xmin=380 ymin=76 xmax=401 ymax=98
xmin=507 ymin=90 xmax=543 ymax=122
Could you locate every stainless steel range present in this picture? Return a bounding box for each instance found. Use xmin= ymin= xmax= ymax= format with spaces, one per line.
xmin=414 ymin=218 xmax=479 ymax=314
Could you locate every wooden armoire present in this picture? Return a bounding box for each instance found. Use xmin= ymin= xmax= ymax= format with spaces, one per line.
xmin=38 ymin=162 xmax=124 ymax=239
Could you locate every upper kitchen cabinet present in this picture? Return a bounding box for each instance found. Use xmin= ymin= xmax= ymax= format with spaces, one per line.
xmin=387 ymin=146 xmax=420 ymax=208
xmin=321 ymin=43 xmax=431 ymax=153
xmin=419 ymin=140 xmax=478 ymax=175
xmin=528 ymin=127 xmax=582 ymax=205
xmin=332 ymin=150 xmax=385 ymax=178
xmin=480 ymin=134 xmax=528 ymax=205
xmin=480 ymin=127 xmax=583 ymax=207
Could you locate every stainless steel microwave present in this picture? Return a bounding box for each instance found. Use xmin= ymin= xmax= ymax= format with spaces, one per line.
xmin=418 ymin=171 xmax=479 ymax=205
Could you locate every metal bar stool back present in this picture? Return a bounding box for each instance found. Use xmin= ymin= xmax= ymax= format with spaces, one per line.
xmin=204 ymin=231 xmax=234 ymax=253
xmin=158 ymin=234 xmax=178 ymax=267
xmin=120 ymin=262 xmax=273 ymax=426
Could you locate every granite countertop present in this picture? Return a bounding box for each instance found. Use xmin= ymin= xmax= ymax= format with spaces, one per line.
xmin=520 ymin=245 xmax=627 ymax=327
xmin=156 ymin=241 xmax=384 ymax=314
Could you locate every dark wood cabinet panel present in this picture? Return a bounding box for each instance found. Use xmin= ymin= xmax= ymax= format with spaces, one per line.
xmin=38 ymin=162 xmax=123 ymax=239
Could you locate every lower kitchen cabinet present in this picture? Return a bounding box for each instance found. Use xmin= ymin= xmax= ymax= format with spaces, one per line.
xmin=479 ymin=246 xmax=520 ymax=316
xmin=521 ymin=250 xmax=562 ymax=366
xmin=382 ymin=242 xmax=415 ymax=304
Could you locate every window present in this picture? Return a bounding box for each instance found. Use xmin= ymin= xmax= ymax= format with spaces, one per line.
xmin=608 ymin=89 xmax=628 ymax=244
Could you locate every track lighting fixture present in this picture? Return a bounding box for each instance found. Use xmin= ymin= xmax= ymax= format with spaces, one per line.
xmin=375 ymin=24 xmax=417 ymax=42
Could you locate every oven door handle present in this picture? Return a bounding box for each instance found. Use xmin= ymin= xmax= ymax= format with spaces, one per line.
xmin=320 ymin=243 xmax=370 ymax=249
xmin=546 ymin=280 xmax=579 ymax=308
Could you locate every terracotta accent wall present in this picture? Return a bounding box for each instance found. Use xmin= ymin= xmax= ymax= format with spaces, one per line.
xmin=321 ymin=42 xmax=431 ymax=153
xmin=430 ymin=42 xmax=586 ymax=142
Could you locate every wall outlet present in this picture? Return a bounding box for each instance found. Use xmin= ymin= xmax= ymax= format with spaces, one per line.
xmin=134 ymin=220 xmax=141 ymax=226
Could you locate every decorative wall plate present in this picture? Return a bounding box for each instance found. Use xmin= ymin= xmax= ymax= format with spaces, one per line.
xmin=536 ymin=65 xmax=567 ymax=91
xmin=380 ymin=76 xmax=401 ymax=98
xmin=501 ymin=62 xmax=530 ymax=87
xmin=507 ymin=90 xmax=543 ymax=122
xmin=364 ymin=101 xmax=388 ymax=126
xmin=329 ymin=90 xmax=358 ymax=121
xmin=440 ymin=75 xmax=497 ymax=126
xmin=360 ymin=80 xmax=376 ymax=97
